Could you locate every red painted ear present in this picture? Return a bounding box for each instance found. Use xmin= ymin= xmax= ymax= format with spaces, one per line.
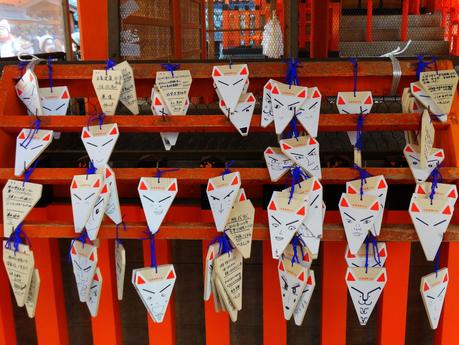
xmin=239 ymin=192 xmax=246 ymax=202
xmin=346 ymin=271 xmax=356 ymax=281
xmin=279 ymin=260 xmax=285 ymax=271
xmin=61 ymin=90 xmax=69 ymax=99
xmin=209 ymin=251 xmax=214 ymax=260
xmin=101 ymin=184 xmax=108 ymax=194
xmin=71 ymin=180 xmax=78 ymax=189
xmin=337 ymin=96 xmax=345 ymax=105
xmin=42 ymin=133 xmax=51 ymax=141
xmin=247 ymin=94 xmax=255 ymax=102
xmin=154 ymin=97 xmax=162 ymax=106
xmin=105 ymin=168 xmax=112 ymax=178
xmin=212 ymin=67 xmax=222 ymax=77
xmin=168 ymin=182 xmax=177 ymax=192
xmin=282 ymin=143 xmax=292 ymax=151
xmin=296 ymin=206 xmax=306 ymax=216
xmin=442 ymin=205 xmax=452 ymax=215
xmin=413 ymin=102 xmax=418 ymax=110
xmin=272 ymin=86 xmax=279 ymax=95
xmin=347 ymin=185 xmax=357 ymax=194
xmin=443 ymin=273 xmax=448 ymax=283
xmin=207 ymin=182 xmax=214 ymax=192
xmin=231 ymin=175 xmax=239 ymax=186
xmin=82 ymin=130 xmax=91 ymax=139
xmin=239 ymin=66 xmax=248 ymax=75
xmin=297 ymin=89 xmax=306 ymax=98
xmin=307 ymin=274 xmax=313 ymax=285
xmin=404 ymin=145 xmax=414 ymax=153
xmin=347 ymin=250 xmax=356 ymax=258
xmin=377 ymin=272 xmax=386 ymax=282
xmin=313 ymin=180 xmax=321 ymax=191
xmin=166 ymin=270 xmax=175 ymax=280
xmin=109 ymin=126 xmax=118 ymax=135
xmin=136 ymin=275 xmax=146 ymax=285
xmin=435 ymin=150 xmax=444 ymax=158
xmin=423 ymin=281 xmax=430 ymax=291
xmin=410 ymin=202 xmax=420 ymax=213
xmin=416 ymin=185 xmax=426 ymax=194
xmin=265 ymin=148 xmax=274 ymax=155
xmin=139 ymin=181 xmax=148 ymax=191
xmin=17 ymin=88 xmax=23 ymax=96
xmin=220 ymin=99 xmax=226 ymax=107
xmin=448 ymin=189 xmax=457 ymax=198
xmin=268 ymin=200 xmax=277 ymax=211
xmin=312 ymin=89 xmax=320 ymax=98
xmin=340 ymin=196 xmax=349 ymax=208
xmin=93 ymin=273 xmax=99 ymax=281
xmin=308 ymin=137 xmax=317 ymax=145
xmin=370 ymin=201 xmax=379 ymax=211
xmin=71 ymin=246 xmax=77 ymax=255
xmin=92 ymin=179 xmax=100 ymax=188
xmin=364 ymin=96 xmax=372 ymax=105
xmin=412 ymin=84 xmax=422 ymax=93
xmin=18 ymin=130 xmax=26 ymax=140
xmin=303 ymin=252 xmax=310 ymax=262
xmin=89 ymin=252 xmax=95 ymax=261
xmin=265 ymin=82 xmax=272 ymax=91
xmin=379 ymin=247 xmax=386 ymax=257
xmin=377 ymin=179 xmax=387 ymax=189
xmin=298 ymin=271 xmax=305 ymax=282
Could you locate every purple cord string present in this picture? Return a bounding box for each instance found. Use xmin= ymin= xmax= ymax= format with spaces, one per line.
xmin=434 ymin=247 xmax=440 ymax=277
xmin=290 ymin=234 xmax=306 ymax=266
xmin=352 ymin=164 xmax=371 ymax=200
xmin=355 ymin=112 xmax=367 ymax=153
xmin=222 ymin=160 xmax=234 ymax=180
xmin=23 ymin=159 xmax=39 ymax=186
xmin=429 ymin=162 xmax=442 ymax=205
xmin=105 ymin=59 xmax=116 ymax=75
xmin=86 ymin=160 xmax=96 ymax=176
xmin=161 ymin=63 xmax=181 ymax=77
xmin=142 ymin=230 xmax=157 ymax=272
xmin=416 ymin=55 xmax=438 ymax=80
xmin=364 ymin=233 xmax=381 ymax=273
xmin=5 ymin=223 xmax=31 ymax=254
xmin=349 ymin=58 xmax=358 ymax=97
xmin=47 ymin=56 xmax=53 ymax=93
xmin=68 ymin=230 xmax=91 ymax=263
xmin=20 ymin=116 xmax=41 ymax=149
xmin=210 ymin=233 xmax=233 ymax=256
xmin=156 ymin=168 xmax=180 ymax=183
xmin=286 ymin=166 xmax=309 ymax=204
xmin=18 ymin=61 xmax=28 ymax=80
xmin=285 ymin=58 xmax=300 ymax=87
xmin=87 ymin=113 xmax=106 ymax=130
xmin=115 ymin=218 xmax=127 ymax=246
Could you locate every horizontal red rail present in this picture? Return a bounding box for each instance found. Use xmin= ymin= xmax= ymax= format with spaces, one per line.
xmin=0 ymin=114 xmax=449 ymax=133
xmin=2 ymin=167 xmax=459 ymax=184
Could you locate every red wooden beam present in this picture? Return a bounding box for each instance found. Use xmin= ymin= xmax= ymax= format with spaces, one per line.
xmin=377 ymin=242 xmax=411 ymax=345
xmin=401 ymin=0 xmax=409 ymax=41
xmin=367 ymin=0 xmax=373 ymax=42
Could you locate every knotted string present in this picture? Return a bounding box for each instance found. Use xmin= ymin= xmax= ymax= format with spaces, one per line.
xmin=18 ymin=60 xmax=28 ymax=80
xmin=364 ymin=233 xmax=381 ymax=273
xmin=355 ymin=112 xmax=367 ymax=153
xmin=210 ymin=233 xmax=233 ymax=256
xmin=352 ymin=164 xmax=371 ymax=200
xmin=161 ymin=63 xmax=180 ymax=77
xmin=87 ymin=113 xmax=106 ymax=130
xmin=222 ymin=160 xmax=234 ymax=180
xmin=434 ymin=247 xmax=440 ymax=277
xmin=23 ymin=159 xmax=39 ymax=186
xmin=428 ymin=162 xmax=442 ymax=205
xmin=286 ymin=166 xmax=309 ymax=204
xmin=142 ymin=230 xmax=158 ymax=272
xmin=285 ymin=58 xmax=300 ymax=87
xmin=105 ymin=59 xmax=116 ymax=75
xmin=115 ymin=218 xmax=127 ymax=246
xmin=86 ymin=160 xmax=96 ymax=175
xmin=349 ymin=58 xmax=358 ymax=96
xmin=290 ymin=234 xmax=306 ymax=266
xmin=5 ymin=223 xmax=31 ymax=254
xmin=416 ymin=55 xmax=438 ymax=80
xmin=155 ymin=168 xmax=180 ymax=183
xmin=47 ymin=56 xmax=53 ymax=93
xmin=68 ymin=230 xmax=91 ymax=263
xmin=20 ymin=115 xmax=41 ymax=149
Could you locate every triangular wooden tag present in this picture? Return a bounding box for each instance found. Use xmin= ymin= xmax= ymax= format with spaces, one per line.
xmin=296 ymin=86 xmax=322 ymax=138
xmin=404 ymin=144 xmax=445 ymax=183
xmin=70 ymin=174 xmax=103 ymax=233
xmin=224 ymin=199 xmax=255 ymax=259
xmin=70 ymin=241 xmax=98 ymax=302
xmin=278 ymin=256 xmax=308 ymax=320
xmin=293 ymin=269 xmax=316 ymax=326
xmin=156 ymin=70 xmax=192 ymax=115
xmin=133 ymin=264 xmax=176 ymax=323
xmin=3 ymin=180 xmax=42 ymax=237
xmin=213 ymin=64 xmax=249 ymax=112
xmin=2 ymin=242 xmax=35 ymax=307
xmin=92 ymin=70 xmax=123 ymax=115
xmin=204 ymin=243 xmax=219 ymax=301
xmin=15 ymin=128 xmax=54 ymax=177
xmin=345 ymin=242 xmax=388 ymax=268
xmin=410 ymin=81 xmax=445 ymax=121
xmin=115 ymin=242 xmax=126 ymax=301
xmin=261 ymin=79 xmax=275 ymax=128
xmin=215 ymin=275 xmax=238 ymax=322
xmin=101 ymin=165 xmax=123 ymax=225
xmin=264 ymin=147 xmax=292 ymax=182
xmin=15 ymin=68 xmax=43 ymax=115
xmin=280 ymin=135 xmax=322 ymax=179
xmin=81 ymin=123 xmax=119 ymax=169
xmin=86 ymin=267 xmax=103 ymax=317
xmin=25 ymin=268 xmax=40 ymax=318
xmin=138 ymin=177 xmax=178 ymax=234
xmin=85 ymin=182 xmax=110 ymax=240
xmin=214 ymin=250 xmax=243 ymax=311
xmin=219 ymin=93 xmax=255 ymax=136
xmin=39 ymin=86 xmax=70 ymax=116
xmin=420 ymin=70 xmax=458 ymax=116
xmin=114 ymin=61 xmax=139 ymax=114
xmin=420 ymin=268 xmax=448 ymax=329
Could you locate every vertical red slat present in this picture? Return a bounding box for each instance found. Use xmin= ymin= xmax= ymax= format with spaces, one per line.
xmin=321 ymin=241 xmax=347 ymax=345
xmin=434 ymin=242 xmax=459 ymax=344
xmin=0 ymin=244 xmax=17 ymax=345
xmin=310 ymin=0 xmax=330 ymax=58
xmin=91 ymin=240 xmax=122 ymax=345
xmin=201 ymin=241 xmax=230 ymax=345
xmin=409 ymin=0 xmax=421 ymax=14
xmin=366 ymin=0 xmax=373 ymax=42
xmin=143 ymin=239 xmax=176 ymax=345
xmin=77 ymin=0 xmax=108 ymax=60
xmin=401 ymin=0 xmax=409 ymax=41
xmin=377 ymin=242 xmax=411 ymax=345
xmin=262 ymin=241 xmax=286 ymax=345
xmin=200 ymin=0 xmax=207 ymax=59
xmin=34 ymin=239 xmax=69 ymax=345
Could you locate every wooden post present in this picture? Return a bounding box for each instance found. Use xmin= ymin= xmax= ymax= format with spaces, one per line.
xmin=409 ymin=0 xmax=421 ymax=14
xmin=401 ymin=0 xmax=409 ymax=41
xmin=310 ymin=0 xmax=329 ymax=58
xmin=367 ymin=0 xmax=373 ymax=42
xmin=77 ymin=0 xmax=109 ymax=60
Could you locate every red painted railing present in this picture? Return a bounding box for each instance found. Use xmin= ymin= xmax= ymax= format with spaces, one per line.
xmin=0 ymin=60 xmax=459 ymax=345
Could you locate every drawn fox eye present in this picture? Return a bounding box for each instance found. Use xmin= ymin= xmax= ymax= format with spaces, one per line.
xmin=288 ymin=225 xmax=296 ymax=231
xmin=211 ymin=196 xmax=219 ymax=201
xmin=274 ymin=104 xmax=280 ymax=109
